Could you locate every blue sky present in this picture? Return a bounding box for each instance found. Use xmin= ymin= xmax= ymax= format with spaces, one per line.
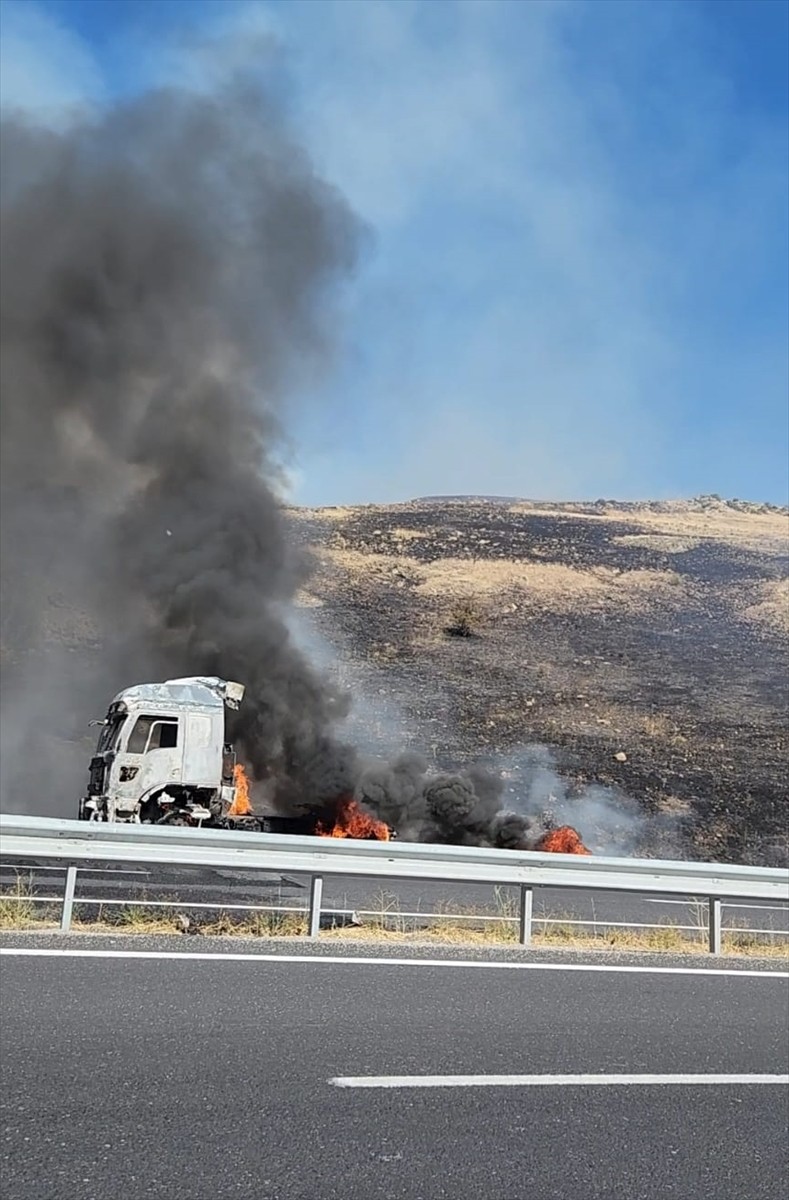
xmin=1 ymin=0 xmax=787 ymax=505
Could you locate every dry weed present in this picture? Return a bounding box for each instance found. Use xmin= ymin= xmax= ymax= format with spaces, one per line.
xmin=640 ymin=713 xmax=689 ymax=746
xmin=2 ymin=891 xmax=785 ymax=959
xmin=0 ymin=877 xmax=54 ymax=929
xmin=740 ymin=579 xmax=789 ymax=636
xmin=391 ymin=527 xmax=429 ymax=543
xmin=444 ymin=597 xmax=486 ymax=638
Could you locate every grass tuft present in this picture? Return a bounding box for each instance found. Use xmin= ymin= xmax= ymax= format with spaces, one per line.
xmin=444 ymin=597 xmax=486 ymax=638
xmin=0 ymin=876 xmax=57 ymax=929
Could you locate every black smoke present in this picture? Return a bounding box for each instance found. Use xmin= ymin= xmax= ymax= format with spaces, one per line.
xmin=0 ymin=78 xmax=362 ymax=815
xmin=0 ymin=70 xmax=583 ymax=853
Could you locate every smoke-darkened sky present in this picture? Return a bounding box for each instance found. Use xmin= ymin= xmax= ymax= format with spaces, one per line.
xmin=1 ymin=0 xmax=787 ymax=506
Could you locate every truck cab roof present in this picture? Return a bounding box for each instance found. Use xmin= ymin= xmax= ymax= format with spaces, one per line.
xmin=111 ymin=677 xmax=245 ymax=713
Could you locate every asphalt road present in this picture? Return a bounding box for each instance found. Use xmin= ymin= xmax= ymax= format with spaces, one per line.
xmin=3 ymin=860 xmax=789 ymax=936
xmin=1 ymin=937 xmax=787 ymax=1199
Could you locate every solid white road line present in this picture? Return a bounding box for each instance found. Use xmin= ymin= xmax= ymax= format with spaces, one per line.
xmin=329 ymin=1073 xmax=789 ymax=1089
xmin=1 ymin=947 xmax=787 ymax=978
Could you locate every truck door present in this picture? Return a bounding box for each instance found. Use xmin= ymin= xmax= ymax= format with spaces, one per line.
xmin=183 ymin=712 xmax=219 ymax=787
xmin=110 ymin=713 xmax=184 ymax=812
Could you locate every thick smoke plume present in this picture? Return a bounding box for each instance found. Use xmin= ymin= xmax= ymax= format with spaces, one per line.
xmin=1 ymin=78 xmax=361 ymax=814
xmin=0 ymin=72 xmax=642 ymax=855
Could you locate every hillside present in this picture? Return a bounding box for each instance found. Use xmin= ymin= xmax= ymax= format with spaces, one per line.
xmin=289 ymin=496 xmax=789 ymax=865
xmin=2 ymin=494 xmax=786 ymax=866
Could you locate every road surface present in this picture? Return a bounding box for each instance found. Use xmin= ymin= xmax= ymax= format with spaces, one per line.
xmin=1 ymin=935 xmax=787 ymax=1199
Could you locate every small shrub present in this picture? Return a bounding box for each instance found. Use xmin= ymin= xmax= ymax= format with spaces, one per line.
xmin=444 ymin=597 xmax=485 ymax=638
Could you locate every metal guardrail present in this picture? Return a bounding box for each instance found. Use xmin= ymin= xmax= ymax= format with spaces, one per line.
xmin=1 ymin=814 xmax=787 ymax=952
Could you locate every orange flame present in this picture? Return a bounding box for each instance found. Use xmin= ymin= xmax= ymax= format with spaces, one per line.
xmin=535 ymin=825 xmax=592 ymax=855
xmin=227 ymin=763 xmax=253 ymax=817
xmin=316 ymin=795 xmax=390 ymax=841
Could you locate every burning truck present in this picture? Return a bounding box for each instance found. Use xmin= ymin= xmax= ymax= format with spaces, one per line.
xmin=78 ymin=676 xmax=391 ymax=837
xmin=78 ymin=676 xmax=589 ymax=852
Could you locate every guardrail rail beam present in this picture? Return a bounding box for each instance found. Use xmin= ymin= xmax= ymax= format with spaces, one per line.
xmin=1 ymin=816 xmax=786 ymax=953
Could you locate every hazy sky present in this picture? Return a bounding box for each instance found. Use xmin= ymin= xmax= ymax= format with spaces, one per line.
xmin=2 ymin=0 xmax=787 ymax=505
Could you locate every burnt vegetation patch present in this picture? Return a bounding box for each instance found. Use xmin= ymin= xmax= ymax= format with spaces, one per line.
xmin=291 ymin=497 xmax=789 ymax=867
xmin=444 ymin=598 xmax=485 ymax=639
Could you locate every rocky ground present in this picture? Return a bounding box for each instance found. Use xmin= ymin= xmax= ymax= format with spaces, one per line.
xmin=288 ymin=496 xmax=788 ymax=866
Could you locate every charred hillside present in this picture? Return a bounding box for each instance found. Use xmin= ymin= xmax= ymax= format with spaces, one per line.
xmin=2 ymin=491 xmax=786 ymax=866
xmin=289 ymin=496 xmax=789 ymax=867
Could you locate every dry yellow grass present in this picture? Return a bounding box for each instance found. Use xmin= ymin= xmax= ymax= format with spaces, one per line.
xmin=622 ymin=505 xmax=788 ymax=552
xmin=316 ymin=547 xmax=411 ymax=579
xmin=507 ymin=504 xmax=607 ymax=521
xmin=391 ymin=527 xmax=430 ymax=542
xmin=299 ymin=505 xmax=355 ymax=522
xmin=294 ymin=588 xmax=325 ymax=608
xmin=2 ymin=890 xmax=786 ymax=960
xmin=0 ymin=878 xmax=49 ymax=928
xmin=318 ymin=546 xmax=687 ymax=615
xmin=639 ymin=713 xmax=689 ymax=746
xmin=613 ymin=533 xmax=702 ymax=553
xmin=506 ymin=500 xmax=789 ymax=555
xmin=740 ymin=579 xmax=789 ymax=636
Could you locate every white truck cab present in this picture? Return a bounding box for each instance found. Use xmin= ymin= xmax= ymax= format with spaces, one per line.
xmin=79 ymin=676 xmax=245 ymax=824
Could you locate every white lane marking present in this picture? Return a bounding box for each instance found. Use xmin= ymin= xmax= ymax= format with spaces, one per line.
xmin=329 ymin=1073 xmax=789 ymax=1089
xmin=1 ymin=947 xmax=787 ymax=978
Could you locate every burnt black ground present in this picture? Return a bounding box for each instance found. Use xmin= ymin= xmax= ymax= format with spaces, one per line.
xmin=290 ymin=498 xmax=789 ymax=867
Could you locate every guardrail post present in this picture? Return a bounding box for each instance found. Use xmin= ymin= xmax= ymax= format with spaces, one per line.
xmin=308 ymin=875 xmax=324 ymax=938
xmin=60 ymin=865 xmax=78 ymax=933
xmin=708 ymin=897 xmax=722 ymax=955
xmin=519 ymin=885 xmax=533 ymax=946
